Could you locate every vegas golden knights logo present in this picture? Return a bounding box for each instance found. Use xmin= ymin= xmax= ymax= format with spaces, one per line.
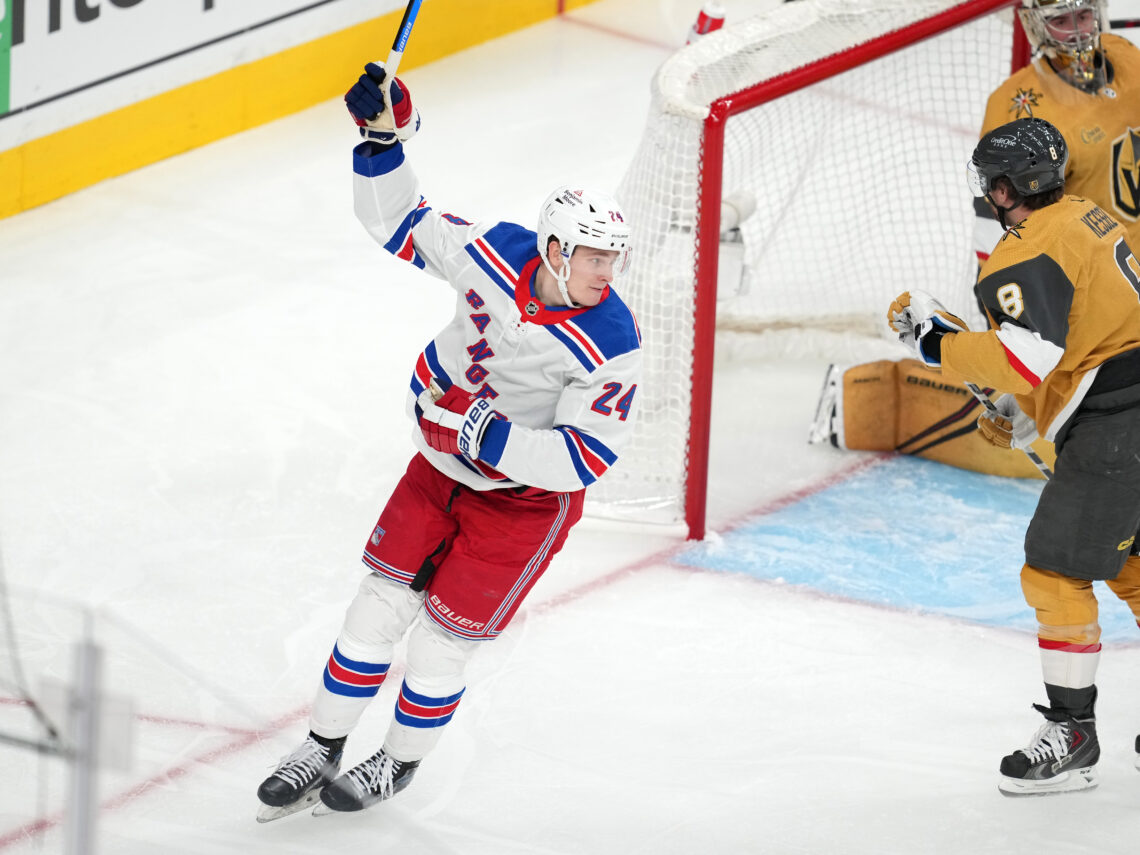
xmin=1111 ymin=127 xmax=1140 ymax=222
xmin=1008 ymin=87 xmax=1040 ymax=119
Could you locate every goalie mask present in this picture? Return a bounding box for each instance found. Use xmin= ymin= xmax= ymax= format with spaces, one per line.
xmin=1019 ymin=0 xmax=1108 ymax=90
xmin=537 ymin=186 xmax=632 ymax=307
xmin=968 ymin=118 xmax=1068 ymax=224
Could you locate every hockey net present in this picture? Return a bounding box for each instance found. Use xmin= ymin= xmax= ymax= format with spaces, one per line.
xmin=589 ymin=0 xmax=1028 ymax=538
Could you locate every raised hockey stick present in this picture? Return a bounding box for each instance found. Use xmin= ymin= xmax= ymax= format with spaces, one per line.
xmin=965 ymin=382 xmax=1053 ymax=480
xmin=378 ymin=0 xmax=426 ymax=119
xmin=385 ymin=0 xmax=425 ymax=78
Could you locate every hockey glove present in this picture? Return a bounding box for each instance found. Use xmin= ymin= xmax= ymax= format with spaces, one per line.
xmin=344 ymin=62 xmax=421 ymax=144
xmin=416 ymin=379 xmax=497 ymax=459
xmin=976 ymin=393 xmax=1038 ymax=450
xmin=887 ymin=289 xmax=969 ymax=368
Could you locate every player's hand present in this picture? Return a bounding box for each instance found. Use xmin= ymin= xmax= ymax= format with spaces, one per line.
xmin=976 ymin=393 xmax=1038 ymax=450
xmin=416 ymin=379 xmax=497 ymax=459
xmin=887 ymin=289 xmax=968 ymax=368
xmin=344 ymin=62 xmax=421 ymax=144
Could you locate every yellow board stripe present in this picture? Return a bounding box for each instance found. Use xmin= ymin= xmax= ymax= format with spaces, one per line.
xmin=0 ymin=0 xmax=595 ymax=220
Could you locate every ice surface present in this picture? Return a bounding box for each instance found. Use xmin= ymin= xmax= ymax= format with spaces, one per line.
xmin=1 ymin=1 xmax=1139 ymax=853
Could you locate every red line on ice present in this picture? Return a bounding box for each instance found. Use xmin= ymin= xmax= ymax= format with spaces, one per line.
xmin=560 ymin=13 xmax=677 ymax=51
xmin=0 ymin=455 xmax=886 ymax=847
xmin=534 ymin=453 xmax=894 ymax=613
xmin=0 ymin=706 xmax=309 ymax=850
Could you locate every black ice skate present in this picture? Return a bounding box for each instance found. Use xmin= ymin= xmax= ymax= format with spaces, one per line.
xmin=313 ymin=748 xmax=420 ymax=814
xmin=1135 ymin=734 xmax=1140 ymax=772
xmin=998 ymin=704 xmax=1099 ymax=796
xmin=256 ymin=735 xmax=344 ymax=822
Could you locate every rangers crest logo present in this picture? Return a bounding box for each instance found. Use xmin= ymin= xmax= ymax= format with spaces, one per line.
xmin=370 ymin=525 xmax=386 ymax=546
xmin=525 ymin=300 xmax=540 ymax=316
xmin=1008 ymin=87 xmax=1040 ymax=120
xmin=1111 ymin=127 xmax=1140 ymax=222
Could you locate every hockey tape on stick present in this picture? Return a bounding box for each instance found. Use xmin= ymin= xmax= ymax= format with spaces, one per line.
xmin=965 ymin=382 xmax=1053 ymax=480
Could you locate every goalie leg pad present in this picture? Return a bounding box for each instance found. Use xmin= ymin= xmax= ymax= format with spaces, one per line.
xmin=837 ymin=359 xmax=899 ymax=451
xmin=808 ymin=361 xmax=899 ymax=450
xmin=826 ymin=357 xmax=1057 ymax=477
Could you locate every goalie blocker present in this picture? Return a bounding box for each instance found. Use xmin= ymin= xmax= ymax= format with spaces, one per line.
xmin=809 ymin=358 xmax=1056 ymax=479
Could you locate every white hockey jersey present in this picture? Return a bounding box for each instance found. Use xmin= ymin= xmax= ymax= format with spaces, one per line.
xmin=352 ymin=141 xmax=643 ymax=494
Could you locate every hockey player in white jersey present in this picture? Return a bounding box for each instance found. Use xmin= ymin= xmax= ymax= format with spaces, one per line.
xmin=256 ymin=62 xmax=642 ymax=821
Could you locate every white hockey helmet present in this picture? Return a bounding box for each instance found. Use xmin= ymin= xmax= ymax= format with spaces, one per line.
xmin=1019 ymin=0 xmax=1107 ymax=89
xmin=536 ymin=186 xmax=632 ymax=306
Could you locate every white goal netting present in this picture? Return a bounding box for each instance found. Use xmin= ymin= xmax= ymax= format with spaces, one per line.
xmin=589 ymin=0 xmax=1021 ymax=532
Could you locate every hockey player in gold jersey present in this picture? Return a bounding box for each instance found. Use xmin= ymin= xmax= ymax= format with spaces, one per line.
xmin=889 ymin=117 xmax=1140 ymax=796
xmin=810 ymin=0 xmax=1140 ymax=477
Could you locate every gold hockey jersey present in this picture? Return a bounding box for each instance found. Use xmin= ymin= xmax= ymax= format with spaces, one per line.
xmin=981 ymin=34 xmax=1140 ymax=240
xmin=943 ymin=196 xmax=1140 ymax=440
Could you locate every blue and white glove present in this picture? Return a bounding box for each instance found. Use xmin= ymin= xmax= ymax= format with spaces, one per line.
xmin=344 ymin=62 xmax=421 ymax=144
xmin=977 ymin=393 xmax=1038 ymax=450
xmin=887 ymin=289 xmax=969 ymax=368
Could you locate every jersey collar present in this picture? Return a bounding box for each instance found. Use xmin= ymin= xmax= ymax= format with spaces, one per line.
xmin=514 ymin=256 xmax=609 ymax=325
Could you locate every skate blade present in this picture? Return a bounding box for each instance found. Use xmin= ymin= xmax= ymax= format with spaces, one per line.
xmin=313 ymin=798 xmax=373 ymax=816
xmin=998 ymin=766 xmax=1098 ymax=797
xmin=256 ymin=790 xmax=322 ymax=823
xmin=807 ymin=364 xmax=840 ymax=446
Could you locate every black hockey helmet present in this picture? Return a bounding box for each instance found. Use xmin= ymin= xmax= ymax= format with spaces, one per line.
xmin=967 ymin=117 xmax=1068 ymax=199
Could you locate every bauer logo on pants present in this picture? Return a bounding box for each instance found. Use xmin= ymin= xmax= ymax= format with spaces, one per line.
xmin=429 ymin=594 xmax=485 ymax=631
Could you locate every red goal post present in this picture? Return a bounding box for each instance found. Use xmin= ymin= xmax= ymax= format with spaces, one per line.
xmin=589 ymin=0 xmax=1030 ymax=540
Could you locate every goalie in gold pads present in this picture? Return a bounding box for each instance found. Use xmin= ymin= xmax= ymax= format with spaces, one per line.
xmin=810 ymin=358 xmax=1056 ymax=478
xmin=889 ymin=117 xmax=1140 ymax=797
xmin=810 ymin=0 xmax=1140 ymax=478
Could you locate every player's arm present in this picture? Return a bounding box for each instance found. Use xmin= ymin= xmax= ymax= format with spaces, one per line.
xmin=346 ymin=64 xmax=478 ymax=279
xmin=416 ymin=350 xmax=643 ymax=493
xmin=351 ymin=147 xmax=480 ymax=278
